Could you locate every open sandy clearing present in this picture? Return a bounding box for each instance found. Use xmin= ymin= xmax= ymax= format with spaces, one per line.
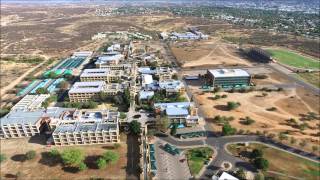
xmin=171 ymin=39 xmax=252 ymax=67
xmin=193 ymin=89 xmax=319 ymax=144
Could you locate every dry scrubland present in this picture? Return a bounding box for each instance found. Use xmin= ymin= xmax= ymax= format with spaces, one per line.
xmin=0 ymin=136 xmax=127 ymax=179
xmin=170 ymin=39 xmax=252 ymax=68
xmin=189 ymin=73 xmax=320 ymax=153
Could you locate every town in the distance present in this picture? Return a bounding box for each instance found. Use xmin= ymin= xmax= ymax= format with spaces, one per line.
xmin=0 ymin=1 xmax=319 ymax=180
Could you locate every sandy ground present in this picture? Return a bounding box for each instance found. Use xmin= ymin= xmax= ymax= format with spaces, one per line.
xmin=0 ymin=136 xmax=127 ymax=180
xmin=171 ymin=39 xmax=252 ymax=68
xmin=190 ymin=77 xmax=320 ymax=150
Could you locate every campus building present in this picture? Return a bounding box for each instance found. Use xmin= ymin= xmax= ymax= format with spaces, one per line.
xmin=80 ymin=69 xmax=123 ymax=83
xmin=11 ymin=94 xmax=50 ymax=111
xmin=206 ymin=69 xmax=251 ymax=88
xmin=0 ymin=107 xmax=121 ymax=146
xmin=159 ymin=80 xmax=185 ymax=95
xmin=0 ymin=107 xmax=72 ymax=139
xmin=69 ymin=81 xmax=106 ymax=102
xmin=68 ymin=81 xmax=123 ymax=102
xmin=52 ymin=110 xmax=120 ymax=146
xmin=154 ymin=102 xmax=199 ymax=125
xmin=95 ymin=53 xmax=124 ymax=67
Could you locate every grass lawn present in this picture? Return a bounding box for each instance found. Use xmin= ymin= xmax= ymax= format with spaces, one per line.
xmin=296 ymin=72 xmax=320 ymax=88
xmin=266 ymin=49 xmax=319 ymax=69
xmin=186 ymin=147 xmax=213 ymax=176
xmin=227 ymin=143 xmax=320 ymax=179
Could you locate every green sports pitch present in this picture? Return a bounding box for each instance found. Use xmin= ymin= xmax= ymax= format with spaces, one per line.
xmin=266 ymin=49 xmax=319 ymax=69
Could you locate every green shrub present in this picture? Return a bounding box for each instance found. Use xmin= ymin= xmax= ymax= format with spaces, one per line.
xmin=222 ymin=123 xmax=236 ymax=136
xmin=79 ymin=162 xmax=87 ymax=171
xmin=49 ymin=149 xmax=60 ymax=158
xmin=227 ymin=101 xmax=241 ymax=110
xmin=61 ymin=149 xmax=85 ymax=167
xmin=102 ymin=151 xmax=119 ymax=165
xmin=0 ymin=154 xmax=6 ymax=163
xmin=25 ymin=150 xmax=36 ymax=160
xmin=96 ymin=158 xmax=107 ymax=169
xmin=254 ymin=158 xmax=269 ymax=170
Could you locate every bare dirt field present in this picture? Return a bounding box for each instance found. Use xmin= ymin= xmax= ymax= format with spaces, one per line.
xmin=188 ymin=74 xmax=320 ymax=153
xmin=170 ymin=39 xmax=252 ymax=68
xmin=0 ymin=135 xmax=128 ymax=180
xmin=198 ymin=90 xmax=319 ymax=151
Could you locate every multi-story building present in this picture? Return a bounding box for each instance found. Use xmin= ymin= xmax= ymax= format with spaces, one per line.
xmin=68 ymin=81 xmax=106 ymax=102
xmin=159 ymin=80 xmax=185 ymax=95
xmin=0 ymin=107 xmax=121 ymax=146
xmin=52 ymin=110 xmax=120 ymax=146
xmin=206 ymin=69 xmax=251 ymax=89
xmin=95 ymin=53 xmax=124 ymax=67
xmin=11 ymin=94 xmax=50 ymax=111
xmin=154 ymin=102 xmax=199 ymax=125
xmin=0 ymin=107 xmax=72 ymax=139
xmin=97 ymin=63 xmax=132 ymax=71
xmin=80 ymin=69 xmax=123 ymax=83
xmin=68 ymin=81 xmax=123 ymax=102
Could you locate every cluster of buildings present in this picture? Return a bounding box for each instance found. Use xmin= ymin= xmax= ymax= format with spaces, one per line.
xmin=92 ymin=31 xmax=152 ymax=41
xmin=160 ymin=28 xmax=208 ymax=40
xmin=0 ymin=107 xmax=120 ymax=146
xmin=68 ymin=43 xmax=133 ymax=103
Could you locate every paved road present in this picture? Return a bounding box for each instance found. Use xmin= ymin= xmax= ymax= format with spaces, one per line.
xmin=157 ymin=133 xmax=320 ymax=179
xmin=267 ymin=63 xmax=320 ymax=95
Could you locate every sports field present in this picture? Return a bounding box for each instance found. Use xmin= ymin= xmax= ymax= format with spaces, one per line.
xmin=267 ymin=49 xmax=319 ymax=69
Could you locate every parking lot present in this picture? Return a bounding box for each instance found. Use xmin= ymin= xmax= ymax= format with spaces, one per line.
xmin=154 ymin=139 xmax=191 ymax=180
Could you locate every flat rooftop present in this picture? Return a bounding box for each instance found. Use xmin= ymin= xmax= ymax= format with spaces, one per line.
xmin=53 ymin=122 xmax=117 ymax=134
xmin=166 ymin=107 xmax=189 ymax=116
xmin=0 ymin=107 xmax=74 ymax=126
xmin=69 ymin=81 xmax=106 ymax=94
xmin=208 ymin=69 xmax=250 ymax=78
xmin=80 ymin=69 xmax=108 ymax=78
xmin=154 ymin=102 xmax=191 ymax=111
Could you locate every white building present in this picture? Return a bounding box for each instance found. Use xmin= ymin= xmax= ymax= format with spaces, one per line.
xmin=11 ymin=94 xmax=50 ymax=111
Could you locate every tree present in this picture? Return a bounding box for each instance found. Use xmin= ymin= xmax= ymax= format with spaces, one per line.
xmin=312 ymin=146 xmax=318 ymax=153
xmin=251 ymin=149 xmax=263 ymax=159
xmin=25 ymin=150 xmax=36 ymax=160
xmin=227 ymin=101 xmax=240 ymax=110
xmin=278 ymin=132 xmax=288 ymax=142
xmin=172 ymin=74 xmax=178 ymax=80
xmin=61 ymin=149 xmax=85 ymax=168
xmin=235 ymin=168 xmax=246 ymax=180
xmin=299 ymin=140 xmax=307 ymax=148
xmin=129 ymin=120 xmax=141 ymax=134
xmin=156 ymin=115 xmax=169 ymax=132
xmin=0 ymin=153 xmax=6 ymax=163
xmin=170 ymin=124 xmax=177 ymax=136
xmin=79 ymin=162 xmax=87 ymax=171
xmin=241 ymin=116 xmax=255 ymax=125
xmin=290 ymin=137 xmax=297 ymax=144
xmin=222 ymin=123 xmax=236 ymax=136
xmin=102 ymin=151 xmax=119 ymax=164
xmin=36 ymin=87 xmax=48 ymax=94
xmin=114 ymin=143 xmax=121 ymax=149
xmin=58 ymin=81 xmax=69 ymax=90
xmin=49 ymin=149 xmax=60 ymax=158
xmin=119 ymin=112 xmax=127 ymax=119
xmin=254 ymin=157 xmax=269 ymax=170
xmin=96 ymin=157 xmax=107 ymax=169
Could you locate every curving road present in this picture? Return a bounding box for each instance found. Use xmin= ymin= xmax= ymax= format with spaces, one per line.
xmin=157 ymin=133 xmax=320 ymax=179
